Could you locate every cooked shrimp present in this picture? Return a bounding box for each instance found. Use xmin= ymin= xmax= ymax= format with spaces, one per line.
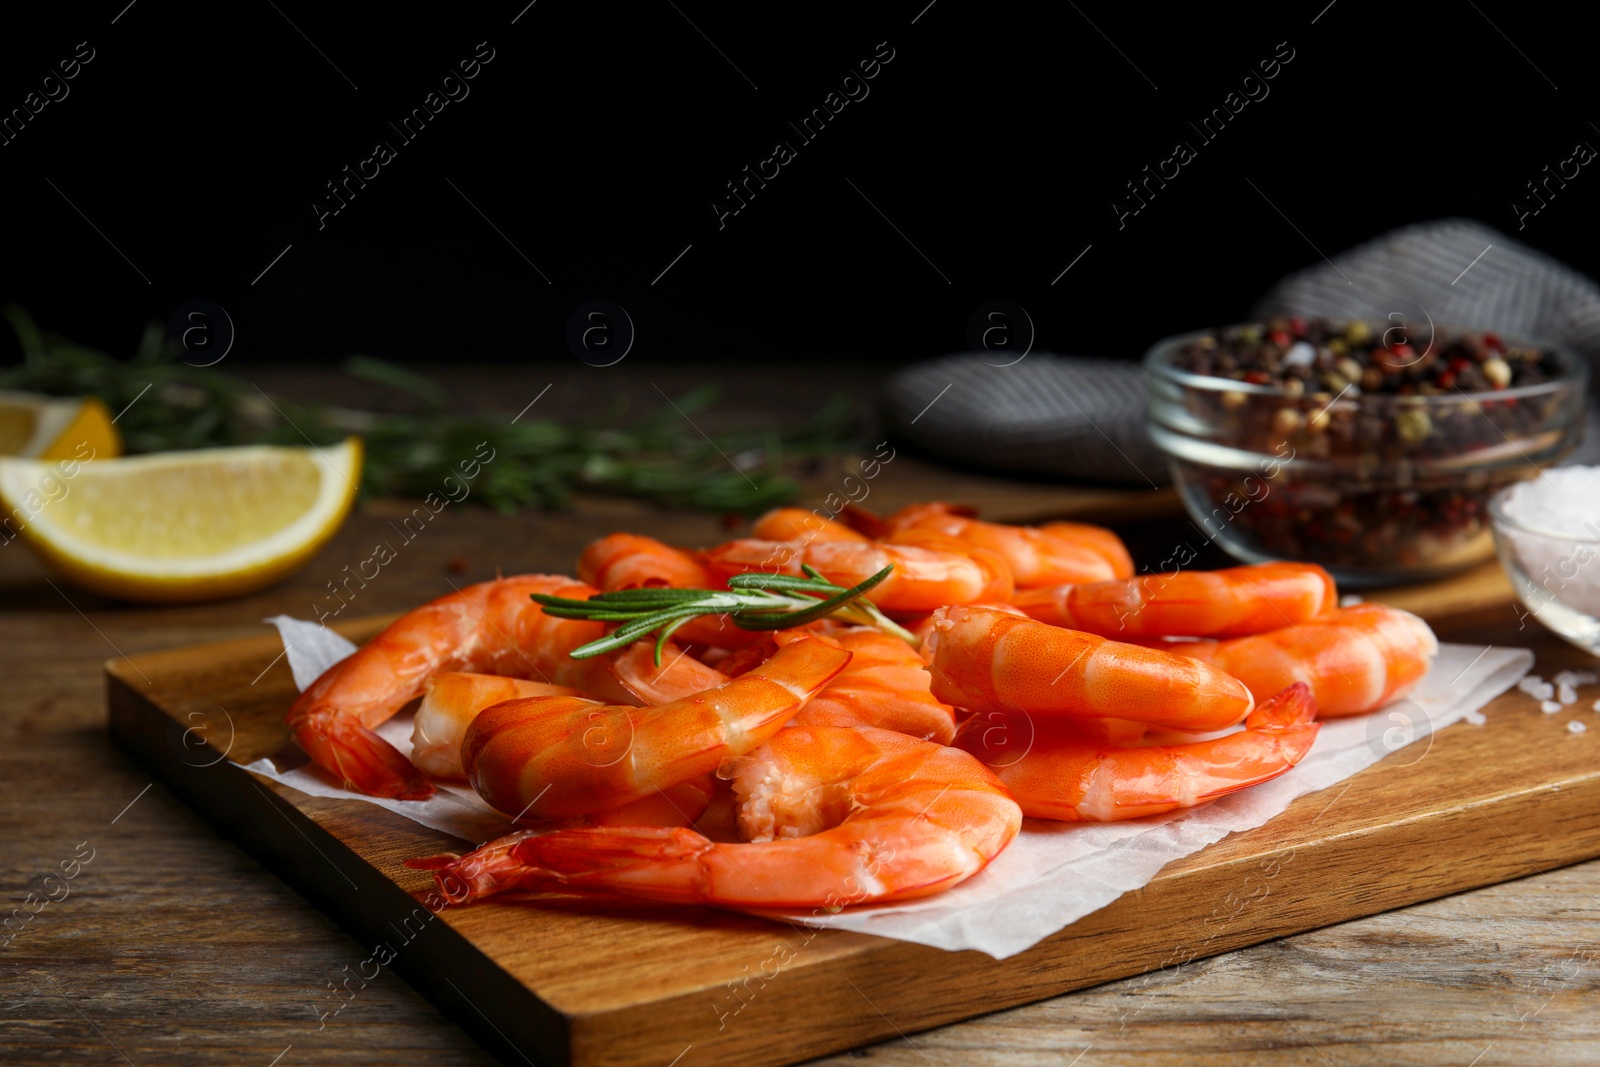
xmin=410 ymin=646 xmax=725 ymax=778
xmin=772 ymin=628 xmax=956 ymax=743
xmin=415 ymin=725 xmax=1022 ymax=908
xmin=955 ymin=683 xmax=1319 ymax=821
xmin=409 ymin=671 xmax=717 ymax=824
xmin=579 ymin=532 xmax=760 ymax=649
xmin=578 ymin=532 xmax=709 ymax=591
xmin=406 ymin=773 xmax=720 ymax=892
xmin=1157 ymin=604 xmax=1437 ymax=717
xmin=925 ymin=605 xmax=1254 ymax=732
xmin=462 ymin=634 xmax=851 ymax=820
xmin=1011 ymin=561 xmax=1338 ymax=639
xmin=905 ymin=601 xmax=1026 ymax=647
xmin=607 ymin=640 xmax=730 ymax=705
xmin=1039 ymin=522 xmax=1136 ymax=579
xmin=412 ymin=673 xmax=585 ymax=779
xmin=702 ymin=536 xmax=1013 ymax=614
xmin=751 ymin=507 xmax=870 ymax=544
xmin=286 ymin=575 xmax=638 ymax=800
xmin=881 ymin=502 xmax=1129 ymax=586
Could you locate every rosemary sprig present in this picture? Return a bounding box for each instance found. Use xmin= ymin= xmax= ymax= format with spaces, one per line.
xmin=533 ymin=564 xmax=914 ymax=664
xmin=0 ymin=307 xmax=856 ymax=515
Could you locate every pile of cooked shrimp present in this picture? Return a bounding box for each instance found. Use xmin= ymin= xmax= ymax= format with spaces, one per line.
xmin=285 ymin=503 xmax=1438 ymax=910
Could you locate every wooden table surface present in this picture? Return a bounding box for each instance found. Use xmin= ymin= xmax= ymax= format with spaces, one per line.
xmin=3 ymin=364 xmax=1598 ymax=1066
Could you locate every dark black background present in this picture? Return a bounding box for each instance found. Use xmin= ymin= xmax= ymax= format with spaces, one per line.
xmin=0 ymin=0 xmax=1591 ymax=369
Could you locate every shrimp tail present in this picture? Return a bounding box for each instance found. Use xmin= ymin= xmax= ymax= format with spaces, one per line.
xmin=291 ymin=714 xmax=436 ymax=800
xmin=407 ymin=830 xmax=544 ymax=903
xmin=419 ymin=827 xmax=716 ymax=905
xmin=511 ymin=827 xmax=716 ymax=904
xmin=1250 ymin=680 xmax=1318 ymax=730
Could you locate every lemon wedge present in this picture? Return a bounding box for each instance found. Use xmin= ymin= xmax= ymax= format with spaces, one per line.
xmin=0 ymin=438 xmax=361 ymax=602
xmin=0 ymin=390 xmax=121 ymax=460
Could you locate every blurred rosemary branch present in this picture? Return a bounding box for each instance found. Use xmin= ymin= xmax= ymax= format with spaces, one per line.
xmin=0 ymin=308 xmax=855 ymax=514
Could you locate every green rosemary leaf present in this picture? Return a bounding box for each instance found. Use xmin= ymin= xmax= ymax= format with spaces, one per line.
xmin=1 ymin=307 xmax=858 ymax=516
xmin=652 ymin=614 xmax=695 ymax=667
xmin=606 ymin=604 xmax=714 ymax=643
xmin=744 ymin=564 xmax=891 ymax=600
xmin=725 ymin=572 xmax=820 ymax=591
xmin=554 ymin=565 xmax=901 ymax=660
xmin=344 ymin=355 xmax=448 ymax=408
xmin=528 ymin=594 xmax=611 ymax=610
xmin=574 ymin=589 xmax=709 ymax=606
xmin=728 ymin=585 xmax=870 ymax=630
xmin=563 ymin=630 xmax=640 ymax=660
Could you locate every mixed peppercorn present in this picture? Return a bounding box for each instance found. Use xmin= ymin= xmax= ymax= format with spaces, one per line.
xmin=1173 ymin=317 xmax=1555 ymax=393
xmin=1159 ymin=318 xmax=1581 ymax=576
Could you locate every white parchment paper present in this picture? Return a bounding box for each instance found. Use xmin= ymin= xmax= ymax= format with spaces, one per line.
xmin=247 ymin=615 xmax=1531 ymax=959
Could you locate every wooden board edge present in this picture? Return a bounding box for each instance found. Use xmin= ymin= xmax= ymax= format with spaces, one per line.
xmin=101 ymin=622 xmax=1598 ymax=1067
xmin=103 ymin=666 xmax=572 ymax=1067
xmin=568 ymin=769 xmax=1600 ymax=1067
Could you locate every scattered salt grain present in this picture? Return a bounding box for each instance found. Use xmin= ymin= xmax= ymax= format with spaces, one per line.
xmin=1569 ymin=720 xmax=1587 ymax=734
xmin=1516 ymin=681 xmax=1555 ymax=703
xmin=1541 ymin=700 xmax=1563 ymax=713
xmin=1284 ymin=342 xmax=1316 ymax=367
xmin=1594 ymin=698 xmax=1600 ymax=712
xmin=1464 ymin=709 xmax=1488 ymax=726
xmin=1559 ymin=683 xmax=1579 ymax=705
xmin=1555 ymin=670 xmax=1598 ymax=687
xmin=1339 ymin=594 xmax=1363 ymax=608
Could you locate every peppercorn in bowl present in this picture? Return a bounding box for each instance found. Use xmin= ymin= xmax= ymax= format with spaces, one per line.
xmin=1144 ymin=318 xmax=1589 ymax=586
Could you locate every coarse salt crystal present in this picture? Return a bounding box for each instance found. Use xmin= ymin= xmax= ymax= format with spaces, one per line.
xmin=1518 ymin=675 xmax=1545 ymax=695
xmin=1534 ymin=683 xmax=1555 ymax=701
xmin=1541 ymin=700 xmax=1563 ymax=713
xmin=1569 ymin=720 xmax=1587 ymax=734
xmin=1464 ymin=709 xmax=1488 ymax=726
xmin=1497 ymin=467 xmax=1600 ymax=617
xmin=1339 ymin=594 xmax=1363 ymax=608
xmin=1554 ymin=670 xmax=1597 ymax=687
xmin=1284 ymin=342 xmax=1315 ymax=367
xmin=1560 ymin=683 xmax=1579 ymax=705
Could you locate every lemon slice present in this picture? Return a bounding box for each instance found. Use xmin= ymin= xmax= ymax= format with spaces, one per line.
xmin=0 ymin=390 xmax=121 ymax=460
xmin=0 ymin=438 xmax=361 ymax=602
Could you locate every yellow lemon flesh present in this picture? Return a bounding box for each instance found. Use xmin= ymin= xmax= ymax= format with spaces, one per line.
xmin=0 ymin=390 xmax=121 ymax=460
xmin=0 ymin=438 xmax=361 ymax=602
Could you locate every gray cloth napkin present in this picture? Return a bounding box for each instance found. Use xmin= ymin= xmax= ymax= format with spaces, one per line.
xmin=885 ymin=219 xmax=1600 ymax=483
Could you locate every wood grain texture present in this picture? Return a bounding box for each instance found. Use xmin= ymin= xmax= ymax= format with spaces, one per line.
xmin=107 ymin=596 xmax=1600 ymax=1067
xmin=4 ymin=363 xmax=1598 ymax=1066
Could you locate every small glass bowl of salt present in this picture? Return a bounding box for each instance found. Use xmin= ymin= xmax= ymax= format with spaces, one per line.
xmin=1489 ymin=466 xmax=1600 ymax=656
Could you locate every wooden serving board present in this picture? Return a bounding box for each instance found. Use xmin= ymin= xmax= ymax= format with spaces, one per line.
xmin=107 ymin=606 xmax=1600 ymax=1067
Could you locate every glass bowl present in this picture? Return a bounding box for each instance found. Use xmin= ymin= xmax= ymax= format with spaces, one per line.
xmin=1144 ymin=324 xmax=1590 ymax=587
xmin=1489 ymin=477 xmax=1600 ymax=656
